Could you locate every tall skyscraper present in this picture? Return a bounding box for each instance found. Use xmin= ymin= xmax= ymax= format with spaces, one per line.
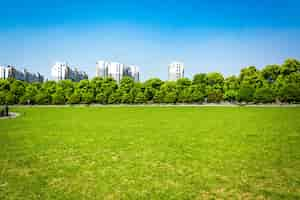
xmin=168 ymin=61 xmax=184 ymax=81
xmin=96 ymin=61 xmax=140 ymax=83
xmin=51 ymin=62 xmax=88 ymax=82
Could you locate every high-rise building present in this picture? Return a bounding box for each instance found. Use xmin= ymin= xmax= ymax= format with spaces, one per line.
xmin=127 ymin=65 xmax=140 ymax=82
xmin=108 ymin=62 xmax=125 ymax=83
xmin=96 ymin=61 xmax=109 ymax=78
xmin=51 ymin=62 xmax=69 ymax=81
xmin=51 ymin=62 xmax=88 ymax=82
xmin=168 ymin=61 xmax=184 ymax=81
xmin=96 ymin=61 xmax=140 ymax=83
xmin=0 ymin=65 xmax=44 ymax=82
xmin=0 ymin=66 xmax=5 ymax=79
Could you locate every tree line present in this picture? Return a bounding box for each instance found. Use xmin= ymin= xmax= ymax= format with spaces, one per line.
xmin=0 ymin=58 xmax=300 ymax=105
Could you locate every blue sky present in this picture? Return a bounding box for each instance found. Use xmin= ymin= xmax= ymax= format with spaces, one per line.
xmin=0 ymin=0 xmax=300 ymax=80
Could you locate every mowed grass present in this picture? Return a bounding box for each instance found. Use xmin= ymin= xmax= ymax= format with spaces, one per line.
xmin=0 ymin=107 xmax=300 ymax=199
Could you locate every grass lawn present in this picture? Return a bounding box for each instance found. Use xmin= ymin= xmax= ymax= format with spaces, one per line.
xmin=0 ymin=107 xmax=300 ymax=199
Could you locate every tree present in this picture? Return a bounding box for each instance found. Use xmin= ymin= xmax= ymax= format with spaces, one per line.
xmin=5 ymin=92 xmax=16 ymax=105
xmin=206 ymin=72 xmax=224 ymax=89
xmin=254 ymin=87 xmax=275 ymax=103
xmin=164 ymin=91 xmax=177 ymax=104
xmin=10 ymin=80 xmax=26 ymax=100
xmin=159 ymin=82 xmax=177 ymax=103
xmin=95 ymin=93 xmax=106 ymax=104
xmin=52 ymin=90 xmax=66 ymax=105
xmin=35 ymin=91 xmax=51 ymax=105
xmin=238 ymin=85 xmax=255 ymax=103
xmin=190 ymin=85 xmax=205 ymax=103
xmin=144 ymin=78 xmax=163 ymax=101
xmin=278 ymin=83 xmax=300 ymax=103
xmin=108 ymin=91 xmax=121 ymax=104
xmin=176 ymin=78 xmax=192 ymax=103
xmin=57 ymin=80 xmax=74 ymax=101
xmin=135 ymin=91 xmax=146 ymax=104
xmin=0 ymin=91 xmax=6 ymax=105
xmin=121 ymin=93 xmax=132 ymax=104
xmin=101 ymin=78 xmax=118 ymax=103
xmin=207 ymin=89 xmax=223 ymax=103
xmin=0 ymin=79 xmax=10 ymax=92
xmin=261 ymin=64 xmax=281 ymax=83
xmin=119 ymin=77 xmax=135 ymax=94
xmin=129 ymin=84 xmax=141 ymax=103
xmin=19 ymin=94 xmax=30 ymax=105
xmin=20 ymin=84 xmax=39 ymax=104
xmin=81 ymin=91 xmax=94 ymax=104
xmin=43 ymin=81 xmax=57 ymax=95
xmin=90 ymin=77 xmax=104 ymax=94
xmin=223 ymin=90 xmax=238 ymax=102
xmin=176 ymin=78 xmax=192 ymax=88
xmin=193 ymin=73 xmax=207 ymax=85
xmin=153 ymin=90 xmax=164 ymax=103
xmin=280 ymin=58 xmax=300 ymax=76
xmin=239 ymin=66 xmax=262 ymax=88
xmin=68 ymin=92 xmax=81 ymax=104
xmin=177 ymin=88 xmax=192 ymax=103
xmin=224 ymin=76 xmax=239 ymax=91
xmin=1 ymin=58 xmax=300 ymax=105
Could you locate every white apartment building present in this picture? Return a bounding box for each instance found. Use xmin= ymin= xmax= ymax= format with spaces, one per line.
xmin=51 ymin=62 xmax=69 ymax=81
xmin=127 ymin=65 xmax=140 ymax=82
xmin=0 ymin=66 xmax=5 ymax=79
xmin=0 ymin=65 xmax=44 ymax=82
xmin=96 ymin=61 xmax=140 ymax=83
xmin=96 ymin=60 xmax=109 ymax=78
xmin=168 ymin=61 xmax=184 ymax=81
xmin=51 ymin=62 xmax=87 ymax=82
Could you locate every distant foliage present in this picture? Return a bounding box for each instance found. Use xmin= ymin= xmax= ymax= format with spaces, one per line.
xmin=0 ymin=58 xmax=300 ymax=105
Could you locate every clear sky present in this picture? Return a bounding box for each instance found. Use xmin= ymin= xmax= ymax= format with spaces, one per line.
xmin=0 ymin=0 xmax=300 ymax=80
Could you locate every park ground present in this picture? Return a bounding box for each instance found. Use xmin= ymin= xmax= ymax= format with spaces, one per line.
xmin=0 ymin=107 xmax=300 ymax=199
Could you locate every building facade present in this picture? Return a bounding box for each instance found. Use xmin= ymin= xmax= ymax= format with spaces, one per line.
xmin=51 ymin=62 xmax=88 ymax=82
xmin=127 ymin=65 xmax=140 ymax=82
xmin=51 ymin=62 xmax=68 ymax=81
xmin=168 ymin=61 xmax=184 ymax=81
xmin=96 ymin=61 xmax=140 ymax=83
xmin=0 ymin=66 xmax=5 ymax=79
xmin=0 ymin=65 xmax=44 ymax=82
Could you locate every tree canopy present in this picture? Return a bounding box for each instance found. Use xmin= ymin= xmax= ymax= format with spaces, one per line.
xmin=1 ymin=58 xmax=300 ymax=105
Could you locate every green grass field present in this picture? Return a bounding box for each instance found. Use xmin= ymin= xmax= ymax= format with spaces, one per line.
xmin=0 ymin=107 xmax=300 ymax=199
